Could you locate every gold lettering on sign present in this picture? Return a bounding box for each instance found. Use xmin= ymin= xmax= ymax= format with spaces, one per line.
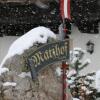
xmin=31 ymin=40 xmax=69 ymax=67
xmin=44 ymin=50 xmax=50 ymax=60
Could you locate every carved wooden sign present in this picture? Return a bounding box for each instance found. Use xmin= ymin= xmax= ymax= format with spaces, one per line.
xmin=28 ymin=39 xmax=70 ymax=79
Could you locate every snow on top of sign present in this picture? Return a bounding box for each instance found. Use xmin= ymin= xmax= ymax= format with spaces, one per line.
xmin=3 ymin=82 xmax=17 ymax=87
xmin=0 ymin=26 xmax=56 ymax=74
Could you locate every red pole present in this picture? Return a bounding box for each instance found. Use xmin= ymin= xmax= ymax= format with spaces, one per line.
xmin=60 ymin=0 xmax=72 ymax=99
xmin=62 ymin=62 xmax=69 ymax=100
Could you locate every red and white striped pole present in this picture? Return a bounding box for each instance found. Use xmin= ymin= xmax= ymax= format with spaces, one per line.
xmin=60 ymin=0 xmax=71 ymax=100
xmin=60 ymin=0 xmax=71 ymax=20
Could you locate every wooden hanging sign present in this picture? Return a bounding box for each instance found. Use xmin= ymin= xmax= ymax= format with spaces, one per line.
xmin=28 ymin=39 xmax=70 ymax=79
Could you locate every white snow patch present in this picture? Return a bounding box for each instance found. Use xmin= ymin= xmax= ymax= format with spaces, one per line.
xmin=79 ymin=58 xmax=91 ymax=68
xmin=73 ymin=51 xmax=79 ymax=55
xmin=0 ymin=26 xmax=56 ymax=68
xmin=74 ymin=47 xmax=82 ymax=51
xmin=81 ymin=86 xmax=87 ymax=91
xmin=73 ymin=98 xmax=80 ymax=100
xmin=55 ymin=67 xmax=61 ymax=76
xmin=85 ymin=59 xmax=91 ymax=64
xmin=71 ymin=57 xmax=78 ymax=64
xmin=70 ymin=47 xmax=86 ymax=64
xmin=0 ymin=67 xmax=9 ymax=75
xmin=67 ymin=80 xmax=74 ymax=84
xmin=74 ymin=47 xmax=86 ymax=53
xmin=3 ymin=82 xmax=16 ymax=87
xmin=95 ymin=70 xmax=100 ymax=92
xmin=70 ymin=84 xmax=75 ymax=88
xmin=84 ymin=81 xmax=89 ymax=85
xmin=67 ymin=69 xmax=77 ymax=78
xmin=86 ymin=76 xmax=94 ymax=80
xmin=86 ymin=90 xmax=93 ymax=94
xmin=18 ymin=72 xmax=31 ymax=78
xmin=71 ymin=76 xmax=76 ymax=81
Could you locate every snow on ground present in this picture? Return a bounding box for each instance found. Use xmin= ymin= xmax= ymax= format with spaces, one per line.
xmin=3 ymin=82 xmax=17 ymax=87
xmin=0 ymin=26 xmax=56 ymax=68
